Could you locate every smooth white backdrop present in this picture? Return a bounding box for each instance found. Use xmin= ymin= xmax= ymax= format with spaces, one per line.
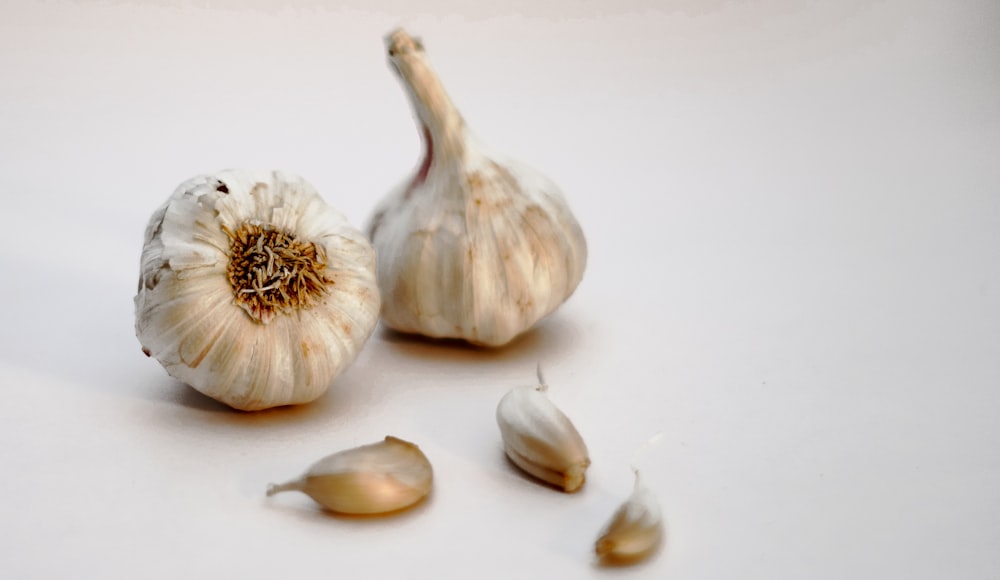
xmin=1 ymin=1 xmax=998 ymax=578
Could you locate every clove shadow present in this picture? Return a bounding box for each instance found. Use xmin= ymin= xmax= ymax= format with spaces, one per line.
xmin=499 ymin=452 xmax=585 ymax=494
xmin=261 ymin=487 xmax=436 ymax=528
xmin=590 ymin=535 xmax=668 ymax=571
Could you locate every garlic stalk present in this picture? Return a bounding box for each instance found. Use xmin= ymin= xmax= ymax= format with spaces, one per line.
xmin=135 ymin=169 xmax=380 ymax=411
xmin=368 ymin=28 xmax=588 ymax=347
xmin=594 ymin=468 xmax=664 ymax=564
xmin=496 ymin=366 xmax=590 ymax=492
xmin=267 ymin=436 xmax=433 ymax=515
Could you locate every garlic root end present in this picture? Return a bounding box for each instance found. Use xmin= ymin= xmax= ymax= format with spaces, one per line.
xmin=563 ymin=462 xmax=588 ymax=493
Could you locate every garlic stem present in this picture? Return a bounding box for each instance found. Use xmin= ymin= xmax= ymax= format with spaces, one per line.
xmin=386 ymin=28 xmax=467 ymax=164
xmin=536 ymin=363 xmax=549 ymax=392
xmin=265 ymin=481 xmax=303 ymax=497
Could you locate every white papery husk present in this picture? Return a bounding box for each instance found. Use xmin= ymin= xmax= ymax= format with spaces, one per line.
xmin=135 ymin=169 xmax=380 ymax=411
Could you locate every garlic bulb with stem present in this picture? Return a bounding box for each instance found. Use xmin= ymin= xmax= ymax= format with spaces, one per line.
xmin=135 ymin=169 xmax=380 ymax=411
xmin=267 ymin=436 xmax=433 ymax=515
xmin=368 ymin=28 xmax=587 ymax=347
xmin=496 ymin=365 xmax=590 ymax=492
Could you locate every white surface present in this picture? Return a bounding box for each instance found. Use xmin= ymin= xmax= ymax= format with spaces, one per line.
xmin=1 ymin=0 xmax=999 ymax=578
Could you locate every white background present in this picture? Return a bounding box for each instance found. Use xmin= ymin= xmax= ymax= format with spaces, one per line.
xmin=1 ymin=0 xmax=998 ymax=578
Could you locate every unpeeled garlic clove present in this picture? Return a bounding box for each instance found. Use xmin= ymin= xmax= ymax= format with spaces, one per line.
xmin=595 ymin=470 xmax=664 ymax=565
xmin=496 ymin=367 xmax=590 ymax=492
xmin=368 ymin=28 xmax=587 ymax=347
xmin=266 ymin=436 xmax=433 ymax=515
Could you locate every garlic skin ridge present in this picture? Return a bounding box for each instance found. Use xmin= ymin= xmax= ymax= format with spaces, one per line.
xmin=496 ymin=369 xmax=590 ymax=492
xmin=135 ymin=169 xmax=380 ymax=411
xmin=267 ymin=436 xmax=433 ymax=515
xmin=594 ymin=470 xmax=665 ymax=565
xmin=368 ymin=28 xmax=588 ymax=347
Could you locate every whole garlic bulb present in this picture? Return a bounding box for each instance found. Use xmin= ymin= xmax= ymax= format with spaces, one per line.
xmin=135 ymin=169 xmax=380 ymax=411
xmin=368 ymin=29 xmax=587 ymax=347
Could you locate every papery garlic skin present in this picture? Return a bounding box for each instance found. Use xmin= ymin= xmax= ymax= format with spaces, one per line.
xmin=496 ymin=370 xmax=590 ymax=492
xmin=368 ymin=28 xmax=587 ymax=347
xmin=267 ymin=436 xmax=433 ymax=515
xmin=595 ymin=470 xmax=664 ymax=564
xmin=135 ymin=169 xmax=380 ymax=411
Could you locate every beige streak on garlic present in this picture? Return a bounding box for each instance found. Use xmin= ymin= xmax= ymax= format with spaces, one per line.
xmin=135 ymin=170 xmax=380 ymax=411
xmin=368 ymin=29 xmax=587 ymax=347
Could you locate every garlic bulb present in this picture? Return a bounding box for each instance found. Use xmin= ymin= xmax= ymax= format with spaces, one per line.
xmin=267 ymin=436 xmax=433 ymax=515
xmin=594 ymin=469 xmax=664 ymax=565
xmin=135 ymin=169 xmax=380 ymax=411
xmin=496 ymin=366 xmax=590 ymax=492
xmin=368 ymin=28 xmax=587 ymax=347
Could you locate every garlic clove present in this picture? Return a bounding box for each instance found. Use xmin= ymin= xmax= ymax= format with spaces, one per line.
xmin=267 ymin=436 xmax=433 ymax=515
xmin=368 ymin=28 xmax=587 ymax=347
xmin=594 ymin=470 xmax=665 ymax=565
xmin=135 ymin=169 xmax=381 ymax=411
xmin=496 ymin=367 xmax=590 ymax=492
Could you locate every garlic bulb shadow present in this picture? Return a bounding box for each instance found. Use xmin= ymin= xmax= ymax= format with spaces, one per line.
xmin=377 ymin=310 xmax=585 ymax=365
xmin=134 ymin=361 xmax=382 ymax=440
xmin=263 ymin=487 xmax=435 ymax=525
xmin=148 ymin=374 xmax=339 ymax=419
xmin=155 ymin=376 xmax=233 ymax=413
